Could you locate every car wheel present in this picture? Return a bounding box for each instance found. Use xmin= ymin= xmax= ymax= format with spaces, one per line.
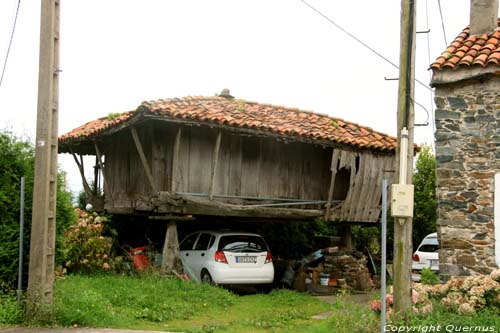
xmin=201 ymin=269 xmax=214 ymax=285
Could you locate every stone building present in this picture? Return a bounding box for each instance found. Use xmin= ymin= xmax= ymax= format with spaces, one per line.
xmin=430 ymin=0 xmax=500 ymax=279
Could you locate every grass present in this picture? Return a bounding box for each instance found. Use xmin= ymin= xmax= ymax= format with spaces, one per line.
xmin=2 ymin=274 xmax=498 ymax=332
xmin=51 ymin=274 xmax=333 ymax=332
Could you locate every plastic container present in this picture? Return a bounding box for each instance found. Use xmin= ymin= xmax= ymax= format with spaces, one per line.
xmin=319 ymin=273 xmax=330 ymax=286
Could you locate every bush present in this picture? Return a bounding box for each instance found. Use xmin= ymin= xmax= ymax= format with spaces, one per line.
xmin=62 ymin=209 xmax=115 ymax=274
xmin=0 ymin=131 xmax=75 ymax=291
xmin=420 ymin=267 xmax=440 ymax=285
xmin=0 ymin=291 xmax=23 ymax=325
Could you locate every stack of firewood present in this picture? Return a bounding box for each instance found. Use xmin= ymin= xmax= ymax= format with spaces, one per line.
xmin=322 ymin=251 xmax=373 ymax=290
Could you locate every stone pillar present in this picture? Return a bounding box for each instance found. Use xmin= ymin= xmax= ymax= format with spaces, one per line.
xmin=161 ymin=221 xmax=183 ymax=274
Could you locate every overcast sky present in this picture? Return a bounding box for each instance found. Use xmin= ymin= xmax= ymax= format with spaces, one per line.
xmin=0 ymin=0 xmax=478 ymax=195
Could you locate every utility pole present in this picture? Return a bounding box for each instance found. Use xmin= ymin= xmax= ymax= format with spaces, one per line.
xmin=392 ymin=0 xmax=416 ymax=317
xmin=27 ymin=0 xmax=60 ymax=318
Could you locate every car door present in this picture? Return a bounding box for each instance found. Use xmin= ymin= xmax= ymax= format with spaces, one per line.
xmin=191 ymin=233 xmax=215 ymax=280
xmin=179 ymin=232 xmax=200 ymax=280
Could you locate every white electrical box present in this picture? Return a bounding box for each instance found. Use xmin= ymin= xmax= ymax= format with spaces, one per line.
xmin=391 ymin=184 xmax=414 ymax=217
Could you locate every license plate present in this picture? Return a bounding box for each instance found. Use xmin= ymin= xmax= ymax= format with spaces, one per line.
xmin=236 ymin=256 xmax=257 ymax=263
xmin=429 ymin=259 xmax=438 ymax=266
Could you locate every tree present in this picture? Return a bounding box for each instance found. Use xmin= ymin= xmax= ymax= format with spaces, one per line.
xmin=0 ymin=131 xmax=75 ymax=291
xmin=412 ymin=145 xmax=437 ymax=247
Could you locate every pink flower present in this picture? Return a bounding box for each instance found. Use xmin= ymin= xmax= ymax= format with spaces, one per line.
xmin=370 ymin=300 xmax=381 ymax=312
xmin=412 ymin=289 xmax=419 ymax=304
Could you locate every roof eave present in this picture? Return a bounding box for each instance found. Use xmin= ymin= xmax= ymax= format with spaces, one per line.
xmin=431 ymin=65 xmax=500 ymax=87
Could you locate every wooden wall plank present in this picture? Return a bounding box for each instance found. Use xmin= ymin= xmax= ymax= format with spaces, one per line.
xmin=170 ymin=127 xmax=182 ymax=193
xmin=187 ymin=126 xmax=213 ymax=194
xmin=213 ymin=131 xmax=231 ymax=196
xmin=209 ymin=131 xmax=222 ymax=200
xmin=130 ymin=126 xmax=156 ymax=192
xmin=340 ymin=151 xmax=358 ymax=219
xmin=358 ymin=155 xmax=378 ymax=220
xmin=176 ymin=126 xmax=191 ymax=193
xmin=240 ymin=136 xmax=261 ymax=197
xmin=350 ymin=153 xmax=368 ymax=221
xmin=325 ymin=148 xmax=340 ymax=219
xmin=227 ymin=134 xmax=242 ymax=197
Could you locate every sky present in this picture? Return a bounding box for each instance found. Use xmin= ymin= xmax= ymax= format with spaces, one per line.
xmin=0 ymin=0 xmax=480 ymax=195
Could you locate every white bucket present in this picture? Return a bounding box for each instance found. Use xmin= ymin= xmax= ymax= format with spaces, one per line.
xmin=320 ymin=277 xmax=329 ymax=286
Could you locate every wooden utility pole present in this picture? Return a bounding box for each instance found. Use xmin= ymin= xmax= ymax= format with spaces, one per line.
xmin=393 ymin=0 xmax=416 ymax=317
xmin=27 ymin=0 xmax=60 ymax=318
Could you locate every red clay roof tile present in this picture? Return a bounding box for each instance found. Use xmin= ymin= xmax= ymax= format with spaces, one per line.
xmin=59 ymin=95 xmax=397 ymax=152
xmin=431 ymin=20 xmax=500 ymax=70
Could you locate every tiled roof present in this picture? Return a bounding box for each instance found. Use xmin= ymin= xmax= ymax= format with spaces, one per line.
xmin=431 ymin=20 xmax=500 ymax=70
xmin=59 ymin=95 xmax=397 ymax=152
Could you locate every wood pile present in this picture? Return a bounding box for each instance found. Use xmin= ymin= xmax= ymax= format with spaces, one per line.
xmin=322 ymin=251 xmax=373 ymax=290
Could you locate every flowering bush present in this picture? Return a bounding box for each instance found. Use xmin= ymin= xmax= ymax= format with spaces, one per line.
xmin=371 ymin=269 xmax=500 ymax=318
xmin=62 ymin=209 xmax=114 ymax=274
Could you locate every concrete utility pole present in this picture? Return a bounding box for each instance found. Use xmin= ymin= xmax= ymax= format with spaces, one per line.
xmin=392 ymin=0 xmax=416 ymax=317
xmin=27 ymin=0 xmax=60 ymax=318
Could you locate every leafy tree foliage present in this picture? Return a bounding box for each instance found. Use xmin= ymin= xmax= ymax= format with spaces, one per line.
xmin=0 ymin=131 xmax=75 ymax=291
xmin=412 ymin=145 xmax=437 ymax=247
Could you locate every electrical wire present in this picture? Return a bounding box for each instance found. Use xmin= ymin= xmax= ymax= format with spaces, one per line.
xmin=437 ymin=0 xmax=448 ymax=46
xmin=300 ymin=0 xmax=432 ymax=91
xmin=0 ymin=0 xmax=22 ymax=89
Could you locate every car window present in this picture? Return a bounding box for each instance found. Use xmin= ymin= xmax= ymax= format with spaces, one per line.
xmin=195 ymin=233 xmax=213 ymax=251
xmin=218 ymin=235 xmax=268 ymax=253
xmin=180 ymin=233 xmax=199 ymax=251
xmin=418 ymin=244 xmax=439 ymax=252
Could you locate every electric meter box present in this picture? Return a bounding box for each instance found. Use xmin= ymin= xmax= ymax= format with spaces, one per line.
xmin=391 ymin=184 xmax=414 ymax=217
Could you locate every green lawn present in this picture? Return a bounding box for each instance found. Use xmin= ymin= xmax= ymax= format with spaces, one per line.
xmin=6 ymin=274 xmax=497 ymax=333
xmin=49 ymin=274 xmax=375 ymax=333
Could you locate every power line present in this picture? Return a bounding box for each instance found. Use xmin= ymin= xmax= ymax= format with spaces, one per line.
xmin=437 ymin=0 xmax=448 ymax=46
xmin=0 ymin=0 xmax=22 ymax=89
xmin=299 ymin=0 xmax=432 ymax=91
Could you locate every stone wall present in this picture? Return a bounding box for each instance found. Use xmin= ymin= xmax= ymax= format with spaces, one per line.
xmin=434 ymin=78 xmax=500 ymax=279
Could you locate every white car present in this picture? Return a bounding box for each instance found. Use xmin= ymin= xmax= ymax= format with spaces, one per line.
xmin=179 ymin=230 xmax=274 ymax=285
xmin=412 ymin=232 xmax=439 ymax=281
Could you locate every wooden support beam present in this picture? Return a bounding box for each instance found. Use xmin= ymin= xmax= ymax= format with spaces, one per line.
xmin=94 ymin=141 xmax=113 ymax=201
xmin=171 ymin=127 xmax=182 ymax=193
xmin=130 ymin=126 xmax=156 ymax=192
xmin=70 ymin=149 xmax=92 ymax=196
xmin=325 ymin=148 xmax=340 ymax=220
xmin=209 ymin=130 xmax=222 ymax=200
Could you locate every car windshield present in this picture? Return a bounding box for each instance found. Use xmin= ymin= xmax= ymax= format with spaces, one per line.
xmin=218 ymin=235 xmax=267 ymax=253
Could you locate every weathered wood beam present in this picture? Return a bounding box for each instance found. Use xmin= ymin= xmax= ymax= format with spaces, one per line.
xmin=209 ymin=130 xmax=222 ymax=200
xmin=171 ymin=127 xmax=182 ymax=193
xmin=94 ymin=141 xmax=113 ymax=202
xmin=130 ymin=126 xmax=156 ymax=192
xmin=93 ymin=142 xmax=105 ymax=181
xmin=325 ymin=148 xmax=340 ymax=220
xmin=70 ymin=148 xmax=92 ymax=196
xmin=152 ymin=191 xmax=324 ymax=220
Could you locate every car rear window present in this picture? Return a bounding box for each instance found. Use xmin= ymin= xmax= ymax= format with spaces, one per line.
xmin=418 ymin=244 xmax=439 ymax=252
xmin=218 ymin=235 xmax=268 ymax=253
